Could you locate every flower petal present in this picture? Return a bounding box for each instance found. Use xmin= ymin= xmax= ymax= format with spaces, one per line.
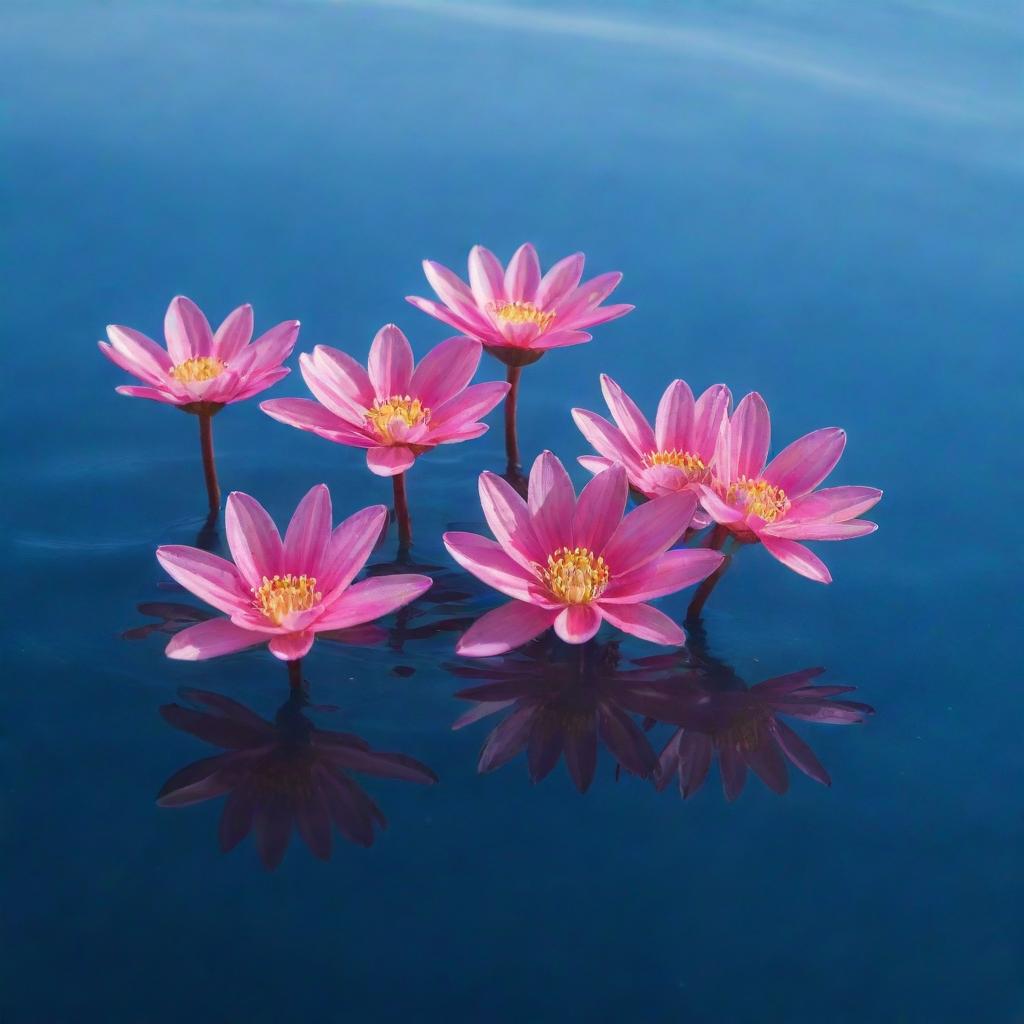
xmin=554 ymin=604 xmax=602 ymax=645
xmin=283 ymin=483 xmax=332 ymax=574
xmin=727 ymin=391 xmax=771 ymax=480
xmin=320 ymin=504 xmax=388 ymax=598
xmin=405 ymin=294 xmax=483 ymax=337
xmin=572 ymin=461 xmax=627 ymax=553
xmin=691 ymin=384 xmax=732 ymax=461
xmin=528 ymin=450 xmax=576 ymax=555
xmin=696 ymin=484 xmax=745 ymax=524
xmin=213 ymin=304 xmax=254 ymax=361
xmin=764 ymin=427 xmax=846 ymax=497
xmin=654 ymin=379 xmax=694 ymax=452
xmin=443 ymin=532 xmax=550 ymax=604
xmin=165 ymin=618 xmax=265 ymax=660
xmin=101 ymin=328 xmax=172 ymax=384
xmin=762 ymin=520 xmax=877 ymax=541
xmin=268 ymin=630 xmax=316 ymax=661
xmin=504 ymin=243 xmax=541 ymax=301
xmin=423 ymin=260 xmax=490 ymax=329
xmin=600 ymin=374 xmax=656 ymax=454
xmin=599 ymin=602 xmax=685 ymax=646
xmin=602 ymin=548 xmax=723 ymax=603
xmin=409 ymin=335 xmax=482 ymax=409
xmin=479 ymin=471 xmax=545 ymax=569
xmin=536 ymin=252 xmax=585 ymax=310
xmin=260 ymin=397 xmax=373 ymax=446
xmin=225 ymin=491 xmax=283 ymax=587
xmin=468 ymin=245 xmax=506 ymax=306
xmin=759 ymin=534 xmax=832 ymax=583
xmin=367 ymin=323 xmax=414 ymax=397
xmin=315 ymin=574 xmax=432 ymax=631
xmin=785 ymin=486 xmax=883 ymax=523
xmin=601 ymin=491 xmax=695 ymax=572
xmin=571 ymin=407 xmax=645 ymax=476
xmin=456 ymin=600 xmax=558 ymax=657
xmin=164 ymin=295 xmax=213 ymax=362
xmin=366 ymin=445 xmax=416 ymax=476
xmin=430 ymin=381 xmax=509 ymax=433
xmin=578 ymin=455 xmax=615 ymax=476
xmin=114 ymin=384 xmax=177 ymax=403
xmin=156 ymin=546 xmax=250 ymax=616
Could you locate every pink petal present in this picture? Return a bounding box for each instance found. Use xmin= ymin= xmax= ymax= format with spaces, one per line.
xmin=231 ymin=368 xmax=292 ymax=404
xmin=536 ymin=252 xmax=585 ymax=310
xmin=569 ymin=303 xmax=634 ymax=329
xmin=283 ymin=484 xmax=332 ymax=574
xmin=598 ymin=602 xmax=685 ymax=646
xmin=601 ymin=491 xmax=696 ymax=572
xmin=578 ymin=455 xmax=614 ymax=476
xmin=298 ymin=346 xmax=374 ymax=423
xmin=785 ymin=486 xmax=883 ymax=523
xmin=315 ymin=574 xmax=432 ymax=631
xmin=528 ymin=450 xmax=576 ymax=555
xmin=164 ymin=295 xmax=213 ymax=362
xmin=430 ymin=380 xmax=509 ymax=432
xmin=433 ymin=423 xmax=490 ymax=445
xmin=478 ymin=471 xmax=545 ymax=569
xmin=529 ymin=330 xmax=592 ymax=351
xmin=762 ymin=519 xmax=877 ymax=541
xmin=101 ymin=328 xmax=172 ymax=384
xmin=556 ymin=272 xmax=622 ymax=319
xmin=697 ymin=485 xmax=745 ymax=524
xmin=554 ymin=604 xmax=602 ymax=644
xmin=423 ymin=260 xmax=490 ymax=329
xmin=768 ymin=718 xmax=831 ymax=786
xmin=602 ymin=548 xmax=724 ymax=603
xmin=224 ymin=491 xmax=283 ymax=587
xmin=728 ymin=392 xmax=771 ymax=480
xmin=405 ymin=295 xmax=485 ymax=338
xmin=232 ymin=320 xmax=299 ymax=378
xmin=571 ymin=408 xmax=645 ymax=476
xmin=367 ymin=324 xmax=414 ymax=397
xmin=760 ymin=534 xmax=832 ymax=583
xmin=268 ymin=630 xmax=316 ymax=661
xmin=654 ymin=379 xmax=694 ymax=453
xmin=366 ymin=445 xmax=416 ymax=476
xmin=764 ymin=427 xmax=846 ymax=497
xmin=600 ymin=375 xmax=656 ymax=455
xmin=691 ymin=384 xmax=732 ymax=460
xmin=409 ymin=335 xmax=482 ymax=409
xmin=467 ymin=246 xmax=506 ymax=306
xmin=156 ymin=546 xmax=251 ymax=616
xmin=260 ymin=397 xmax=373 ymax=446
xmin=456 ymin=600 xmax=558 ymax=657
xmin=573 ymin=462 xmax=627 ymax=553
xmin=213 ymin=304 xmax=254 ymax=361
xmin=443 ymin=532 xmax=550 ymax=604
xmin=319 ymin=504 xmax=388 ymax=599
xmin=165 ymin=618 xmax=265 ymax=660
xmin=503 ymin=243 xmax=541 ymax=301
xmin=114 ymin=384 xmax=177 ymax=404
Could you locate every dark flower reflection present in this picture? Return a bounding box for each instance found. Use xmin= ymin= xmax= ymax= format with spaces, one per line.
xmin=452 ymin=628 xmax=873 ymax=800
xmin=158 ymin=687 xmax=437 ymax=869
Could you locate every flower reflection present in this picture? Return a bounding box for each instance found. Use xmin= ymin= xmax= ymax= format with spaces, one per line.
xmin=450 ymin=637 xmax=689 ymax=792
xmin=158 ymin=687 xmax=437 ymax=869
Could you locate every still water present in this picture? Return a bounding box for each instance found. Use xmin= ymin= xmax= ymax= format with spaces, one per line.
xmin=2 ymin=1 xmax=1021 ymax=1021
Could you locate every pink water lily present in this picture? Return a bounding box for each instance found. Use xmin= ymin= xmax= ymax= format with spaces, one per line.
xmin=156 ymin=485 xmax=432 ymax=662
xmin=572 ymin=374 xmax=731 ymax=526
xmin=260 ymin=325 xmax=509 ymax=479
xmin=443 ymin=451 xmax=724 ymax=656
xmin=407 ymin=243 xmax=632 ymax=365
xmin=700 ymin=392 xmax=882 ymax=583
xmin=99 ymin=295 xmax=298 ymax=409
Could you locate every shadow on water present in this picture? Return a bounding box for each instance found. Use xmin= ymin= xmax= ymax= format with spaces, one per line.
xmin=157 ymin=681 xmax=437 ymax=870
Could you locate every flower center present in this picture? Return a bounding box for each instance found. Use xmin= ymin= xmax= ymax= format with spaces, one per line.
xmin=539 ymin=547 xmax=610 ymax=605
xmin=364 ymin=395 xmax=430 ymax=441
xmin=725 ymin=475 xmax=790 ymax=523
xmin=715 ymin=713 xmax=764 ymax=752
xmin=642 ymin=449 xmax=708 ymax=480
xmin=171 ymin=356 xmax=226 ymax=383
xmin=252 ymin=574 xmax=323 ymax=625
xmin=488 ymin=300 xmax=557 ymax=332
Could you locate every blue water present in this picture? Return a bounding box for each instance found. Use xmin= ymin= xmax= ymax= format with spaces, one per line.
xmin=3 ymin=1 xmax=1021 ymax=1020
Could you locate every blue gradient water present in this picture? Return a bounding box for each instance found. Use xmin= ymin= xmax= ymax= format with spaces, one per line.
xmin=3 ymin=2 xmax=1021 ymax=1021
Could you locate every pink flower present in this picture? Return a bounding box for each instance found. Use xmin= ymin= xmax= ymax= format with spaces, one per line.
xmin=572 ymin=374 xmax=731 ymax=518
xmin=443 ymin=451 xmax=724 ymax=656
xmin=260 ymin=324 xmax=509 ymax=477
xmin=406 ymin=243 xmax=633 ymax=366
xmin=698 ymin=393 xmax=882 ymax=583
xmin=155 ymin=484 xmax=432 ymax=661
xmin=99 ymin=295 xmax=298 ymax=409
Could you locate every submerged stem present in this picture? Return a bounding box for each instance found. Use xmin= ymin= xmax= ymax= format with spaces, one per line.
xmin=505 ymin=364 xmax=522 ymax=474
xmin=198 ymin=411 xmax=221 ymax=514
xmin=287 ymin=658 xmax=303 ymax=689
xmin=392 ymin=472 xmax=412 ymax=551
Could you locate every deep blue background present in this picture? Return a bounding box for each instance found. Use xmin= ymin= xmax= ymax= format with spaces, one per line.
xmin=3 ymin=2 xmax=1021 ymax=1021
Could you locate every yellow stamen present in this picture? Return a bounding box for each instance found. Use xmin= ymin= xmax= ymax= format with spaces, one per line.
xmin=725 ymin=475 xmax=790 ymax=523
xmin=539 ymin=546 xmax=610 ymax=605
xmin=252 ymin=574 xmax=323 ymax=625
xmin=171 ymin=356 xmax=226 ymax=383
xmin=364 ymin=395 xmax=430 ymax=442
xmin=488 ymin=300 xmax=557 ymax=332
xmin=642 ymin=449 xmax=708 ymax=480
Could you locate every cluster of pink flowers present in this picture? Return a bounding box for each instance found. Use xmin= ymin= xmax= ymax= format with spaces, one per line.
xmin=100 ymin=242 xmax=880 ymax=668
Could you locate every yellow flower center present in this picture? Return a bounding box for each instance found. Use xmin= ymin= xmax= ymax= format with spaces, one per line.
xmin=725 ymin=476 xmax=790 ymax=523
xmin=364 ymin=395 xmax=430 ymax=441
xmin=488 ymin=300 xmax=557 ymax=332
xmin=171 ymin=356 xmax=226 ymax=383
xmin=642 ymin=449 xmax=708 ymax=480
xmin=539 ymin=546 xmax=610 ymax=605
xmin=252 ymin=574 xmax=323 ymax=625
